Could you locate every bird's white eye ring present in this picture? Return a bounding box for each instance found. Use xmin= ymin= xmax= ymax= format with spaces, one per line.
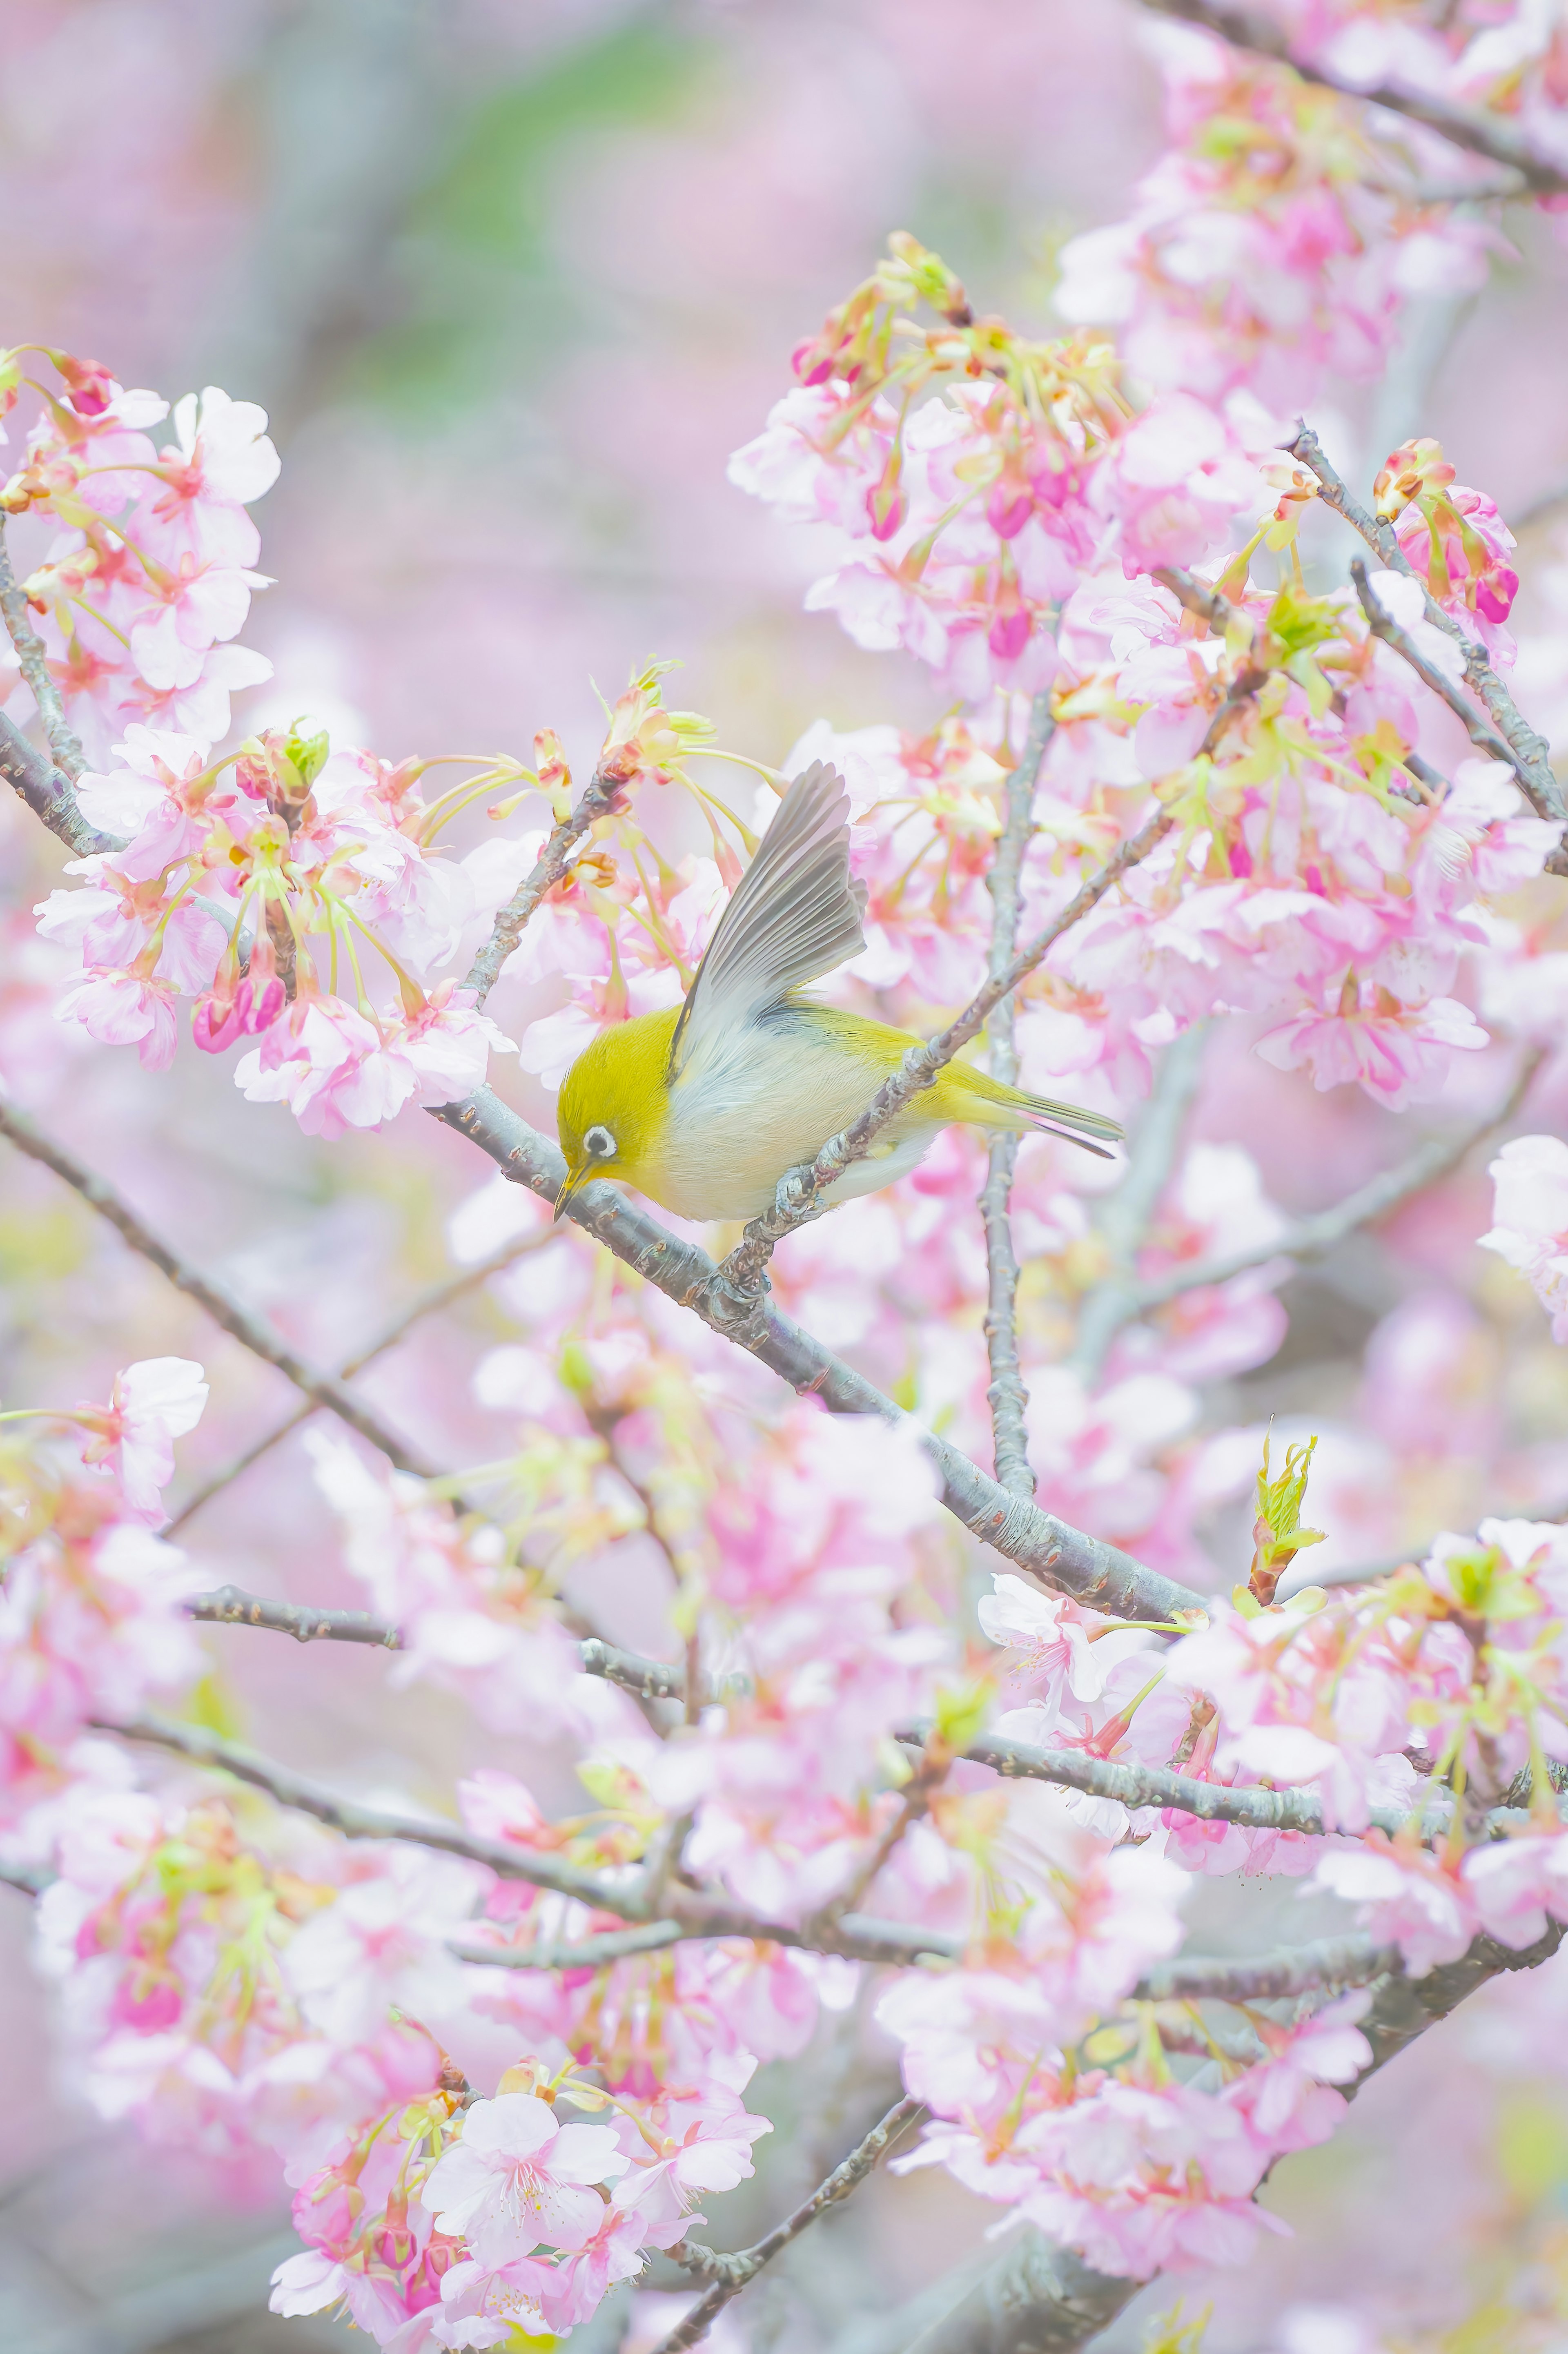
xmin=584 ymin=1124 xmax=616 ymax=1161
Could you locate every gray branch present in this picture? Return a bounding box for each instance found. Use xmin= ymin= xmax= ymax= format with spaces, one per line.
xmin=1113 ymin=1050 xmax=1541 ymax=1325
xmin=650 ymin=2098 xmax=927 ymax=2354
xmin=981 ymin=693 xmax=1051 ymax=1497
xmin=431 ymin=1088 xmax=1207 ymax=1629
xmin=1288 ymin=426 xmax=1565 ymax=824
xmin=1138 ymin=0 xmax=1568 ymax=198
xmin=462 ymin=762 xmax=629 ymax=1009
xmin=167 ymin=1225 xmax=552 ymax=1530
xmin=0 ymin=1097 xmax=439 ymax=1481
xmin=0 ymin=515 xmax=86 ymax=778
xmin=0 ymin=711 xmax=120 ymax=858
xmin=185 ymin=1585 xmax=403 ymax=1647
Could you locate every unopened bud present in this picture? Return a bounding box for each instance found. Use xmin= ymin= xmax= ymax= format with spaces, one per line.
xmin=282 ymin=718 xmax=330 ymax=791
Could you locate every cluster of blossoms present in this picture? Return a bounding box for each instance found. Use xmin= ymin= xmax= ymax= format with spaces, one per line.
xmin=1054 ymin=19 xmax=1507 ymax=408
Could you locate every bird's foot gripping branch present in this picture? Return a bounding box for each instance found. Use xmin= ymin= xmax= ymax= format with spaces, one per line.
xmin=7 ymin=40 xmax=1568 ymax=2346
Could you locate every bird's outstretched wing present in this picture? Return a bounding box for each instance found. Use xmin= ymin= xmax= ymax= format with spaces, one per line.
xmin=669 ymin=760 xmax=867 ymax=1077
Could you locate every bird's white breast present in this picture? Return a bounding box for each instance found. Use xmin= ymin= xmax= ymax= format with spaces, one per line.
xmin=640 ymin=1009 xmax=939 ymax=1223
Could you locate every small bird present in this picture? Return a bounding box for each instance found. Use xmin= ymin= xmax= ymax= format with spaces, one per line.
xmin=554 ymin=761 xmax=1121 ymax=1225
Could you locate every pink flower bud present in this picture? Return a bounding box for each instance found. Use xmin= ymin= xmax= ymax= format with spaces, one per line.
xmin=192 ymin=992 xmax=246 ymax=1053
xmin=866 ymin=469 xmax=907 ymax=541
xmin=987 ymin=591 xmax=1031 ymax=663
xmin=791 ymin=338 xmax=835 ymax=387
xmin=986 ymin=482 xmax=1033 ymax=539
xmin=1475 ymin=565 xmax=1518 ymax=624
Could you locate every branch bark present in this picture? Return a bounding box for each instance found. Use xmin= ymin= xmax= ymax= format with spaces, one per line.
xmin=166 ymin=1226 xmax=552 ymax=1531
xmin=0 ymin=1097 xmax=440 ymax=1480
xmin=1288 ymin=426 xmax=1565 ymax=824
xmin=980 ymin=693 xmax=1050 ymax=1497
xmin=650 ymin=2098 xmax=927 ymax=2354
xmin=1136 ymin=0 xmax=1568 ymax=199
xmin=1110 ymin=1050 xmax=1541 ymax=1325
xmin=186 ymin=1585 xmax=403 ymax=1647
xmin=461 ymin=763 xmax=629 ymax=1009
xmin=0 ymin=710 xmax=119 ymax=858
xmin=432 ymin=1088 xmax=1207 ymax=1630
xmin=0 ymin=516 xmax=86 ymax=779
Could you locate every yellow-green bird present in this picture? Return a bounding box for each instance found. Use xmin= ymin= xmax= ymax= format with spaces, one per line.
xmin=555 ymin=760 xmax=1122 ymax=1224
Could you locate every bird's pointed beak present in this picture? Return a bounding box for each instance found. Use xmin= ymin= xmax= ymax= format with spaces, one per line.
xmin=553 ymin=1162 xmax=589 ymax=1223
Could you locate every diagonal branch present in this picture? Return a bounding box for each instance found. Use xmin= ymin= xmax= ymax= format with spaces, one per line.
xmin=432 ymin=1088 xmax=1208 ymax=1629
xmin=100 ymin=1711 xmax=964 ymax=1968
xmin=1352 ymin=559 xmax=1531 ymax=776
xmin=1136 ymin=0 xmax=1568 ymax=198
xmin=0 ymin=1097 xmax=439 ymax=1481
xmin=1288 ymin=426 xmax=1565 ymax=824
xmin=166 ymin=1225 xmax=553 ymax=1531
xmin=980 ymin=692 xmax=1051 ymax=1497
xmin=462 ymin=762 xmax=628 ymax=1009
xmin=0 ymin=516 xmax=86 ymax=778
xmin=1135 ymin=1933 xmax=1401 ymax=2003
xmin=650 ymin=2098 xmax=927 ymax=2354
xmin=1109 ymin=1050 xmax=1541 ymax=1326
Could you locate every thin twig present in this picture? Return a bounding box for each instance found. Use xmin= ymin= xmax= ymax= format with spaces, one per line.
xmin=166 ymin=1227 xmax=553 ymax=1531
xmin=432 ymin=1089 xmax=1209 ymax=1630
xmin=0 ymin=1097 xmax=439 ymax=1480
xmin=1288 ymin=425 xmax=1565 ymax=823
xmin=1115 ymin=1050 xmax=1542 ymax=1323
xmin=0 ymin=711 xmax=119 ymax=858
xmin=0 ymin=517 xmax=85 ymax=778
xmin=461 ymin=763 xmax=628 ymax=1010
xmin=980 ymin=692 xmax=1051 ymax=1496
xmin=650 ymin=2098 xmax=927 ymax=2354
xmin=1137 ymin=0 xmax=1568 ymax=197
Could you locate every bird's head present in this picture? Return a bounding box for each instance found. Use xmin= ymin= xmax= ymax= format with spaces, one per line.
xmin=554 ymin=1016 xmax=670 ymax=1222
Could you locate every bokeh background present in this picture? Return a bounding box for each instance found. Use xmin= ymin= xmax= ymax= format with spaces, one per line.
xmin=5 ymin=4 xmax=1568 ymax=2351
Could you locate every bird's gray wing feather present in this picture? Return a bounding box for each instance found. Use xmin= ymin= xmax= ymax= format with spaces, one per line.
xmin=669 ymin=761 xmax=867 ymax=1076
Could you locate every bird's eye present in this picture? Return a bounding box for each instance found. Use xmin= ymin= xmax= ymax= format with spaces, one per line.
xmin=584 ymin=1124 xmax=616 ymax=1161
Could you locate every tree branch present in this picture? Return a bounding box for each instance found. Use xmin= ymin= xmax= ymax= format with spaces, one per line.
xmin=981 ymin=693 xmax=1051 ymax=1497
xmin=1135 ymin=1933 xmax=1401 ymax=2003
xmin=102 ymin=1712 xmax=638 ymax=1905
xmin=1136 ymin=0 xmax=1568 ymax=198
xmin=0 ymin=515 xmax=86 ymax=778
xmin=166 ymin=1226 xmax=552 ymax=1531
xmin=0 ymin=1097 xmax=440 ymax=1481
xmin=451 ymin=1920 xmax=686 ymax=1971
xmin=98 ymin=1711 xmax=964 ymax=1967
xmin=0 ymin=710 xmax=120 ymax=858
xmin=650 ymin=2098 xmax=927 ymax=2354
xmin=1287 ymin=426 xmax=1565 ymax=824
xmin=431 ymin=1089 xmax=1208 ymax=1629
xmin=461 ymin=763 xmax=629 ymax=1010
xmin=1113 ymin=1050 xmax=1541 ymax=1323
xmin=185 ymin=1585 xmax=403 ymax=1647
xmin=1351 ymin=558 xmax=1528 ymax=777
